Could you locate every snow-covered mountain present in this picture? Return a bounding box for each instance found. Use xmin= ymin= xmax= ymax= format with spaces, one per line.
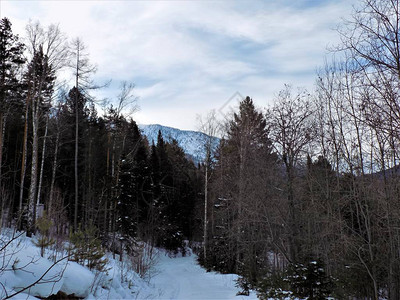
xmin=139 ymin=124 xmax=219 ymax=163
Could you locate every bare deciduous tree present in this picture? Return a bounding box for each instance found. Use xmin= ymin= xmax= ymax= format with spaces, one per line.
xmin=197 ymin=109 xmax=220 ymax=263
xmin=267 ymin=85 xmax=316 ymax=262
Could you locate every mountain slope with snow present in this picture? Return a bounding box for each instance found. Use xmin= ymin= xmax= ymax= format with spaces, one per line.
xmin=139 ymin=124 xmax=219 ymax=163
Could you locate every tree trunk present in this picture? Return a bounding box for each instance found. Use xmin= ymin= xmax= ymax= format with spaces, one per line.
xmin=48 ymin=120 xmax=60 ymax=215
xmin=27 ymin=100 xmax=39 ymax=237
xmin=37 ymin=115 xmax=49 ymax=207
xmin=0 ymin=113 xmax=6 ymax=230
xmin=74 ymin=47 xmax=80 ymax=232
xmin=0 ymin=113 xmax=5 ymax=189
xmin=203 ymin=163 xmax=208 ymax=262
xmin=74 ymin=96 xmax=79 ymax=231
xmin=18 ymin=98 xmax=30 ymax=229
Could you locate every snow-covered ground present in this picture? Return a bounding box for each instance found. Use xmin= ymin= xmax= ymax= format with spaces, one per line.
xmin=0 ymin=230 xmax=258 ymax=300
xmin=148 ymin=250 xmax=258 ymax=300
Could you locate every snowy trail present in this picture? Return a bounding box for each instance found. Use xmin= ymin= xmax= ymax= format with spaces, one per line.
xmin=148 ymin=252 xmax=258 ymax=300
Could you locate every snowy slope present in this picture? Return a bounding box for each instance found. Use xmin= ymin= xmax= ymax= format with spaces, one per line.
xmin=0 ymin=230 xmax=152 ymax=299
xmin=0 ymin=230 xmax=258 ymax=300
xmin=139 ymin=124 xmax=219 ymax=164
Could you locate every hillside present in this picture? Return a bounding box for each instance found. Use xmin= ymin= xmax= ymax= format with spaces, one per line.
xmin=139 ymin=124 xmax=219 ymax=163
xmin=0 ymin=231 xmax=257 ymax=299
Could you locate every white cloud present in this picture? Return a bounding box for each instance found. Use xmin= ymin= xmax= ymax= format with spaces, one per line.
xmin=2 ymin=0 xmax=356 ymax=130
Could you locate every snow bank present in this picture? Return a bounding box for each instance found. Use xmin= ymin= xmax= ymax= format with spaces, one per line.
xmin=0 ymin=230 xmax=156 ymax=300
xmin=0 ymin=237 xmax=64 ymax=298
xmin=60 ymin=261 xmax=95 ymax=298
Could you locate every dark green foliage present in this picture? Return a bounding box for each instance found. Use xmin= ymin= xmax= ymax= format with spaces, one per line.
xmin=116 ymin=155 xmax=136 ymax=237
xmin=285 ymin=260 xmax=333 ymax=299
xmin=115 ymin=121 xmax=150 ymax=240
xmin=198 ymin=236 xmax=237 ymax=274
xmin=23 ymin=46 xmax=55 ymax=104
xmin=65 ymin=87 xmax=89 ymax=118
xmin=113 ymin=127 xmax=200 ymax=254
xmin=33 ymin=211 xmax=55 ymax=257
xmin=58 ymin=87 xmax=90 ymax=224
xmin=236 ymin=276 xmax=251 ymax=296
xmin=128 ymin=121 xmax=150 ymax=226
xmin=152 ymin=133 xmax=184 ymax=251
xmin=203 ymin=96 xmax=277 ymax=279
xmin=69 ymin=225 xmax=108 ymax=272
xmin=0 ymin=18 xmax=200 ymax=283
xmin=256 ymin=272 xmax=292 ymax=300
xmin=0 ymin=17 xmax=25 ymax=108
xmin=256 ymin=261 xmax=333 ymax=300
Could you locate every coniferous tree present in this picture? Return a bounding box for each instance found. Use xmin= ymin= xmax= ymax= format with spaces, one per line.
xmin=154 ymin=131 xmax=177 ymax=250
xmin=116 ymin=121 xmax=149 ymax=240
xmin=207 ymin=97 xmax=278 ymax=283
xmin=116 ymin=154 xmax=135 ymax=238
xmin=128 ymin=122 xmax=150 ymax=229
xmin=0 ymin=17 xmax=25 ymax=227
xmin=166 ymin=139 xmax=197 ymax=240
xmin=147 ymin=143 xmax=161 ymax=242
xmin=58 ymin=87 xmax=88 ymax=227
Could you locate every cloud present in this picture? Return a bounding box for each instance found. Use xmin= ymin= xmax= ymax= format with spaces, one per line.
xmin=2 ymin=0 xmax=356 ymax=130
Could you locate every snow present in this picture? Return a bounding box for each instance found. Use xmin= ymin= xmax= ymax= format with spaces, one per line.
xmin=0 ymin=230 xmax=257 ymax=300
xmin=0 ymin=233 xmax=64 ymax=299
xmin=60 ymin=262 xmax=94 ymax=297
xmin=148 ymin=250 xmax=258 ymax=300
xmin=139 ymin=124 xmax=219 ymax=163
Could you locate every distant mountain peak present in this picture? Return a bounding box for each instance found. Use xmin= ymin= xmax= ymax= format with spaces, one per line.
xmin=138 ymin=124 xmax=219 ymax=163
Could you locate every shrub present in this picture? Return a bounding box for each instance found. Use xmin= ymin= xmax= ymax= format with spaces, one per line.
xmin=256 ymin=272 xmax=293 ymax=300
xmin=256 ymin=260 xmax=334 ymax=300
xmin=286 ymin=260 xmax=334 ymax=300
xmin=33 ymin=211 xmax=55 ymax=257
xmin=69 ymin=225 xmax=108 ymax=272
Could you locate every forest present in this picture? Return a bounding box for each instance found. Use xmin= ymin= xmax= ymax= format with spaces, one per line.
xmin=1 ymin=0 xmax=400 ymax=299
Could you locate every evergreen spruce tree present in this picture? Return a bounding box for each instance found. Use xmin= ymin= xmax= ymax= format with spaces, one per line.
xmin=0 ymin=17 xmax=25 ymax=226
xmin=166 ymin=139 xmax=197 ymax=240
xmin=0 ymin=17 xmax=25 ymax=147
xmin=286 ymin=260 xmax=333 ymax=299
xmin=208 ymin=96 xmax=277 ymax=281
xmin=34 ymin=211 xmax=55 ymax=257
xmin=116 ymin=154 xmax=136 ymax=238
xmin=150 ymin=142 xmax=161 ymax=199
xmin=129 ymin=122 xmax=150 ymax=227
xmin=147 ymin=143 xmax=161 ymax=242
xmin=58 ymin=87 xmax=88 ymax=226
xmin=69 ymin=225 xmax=108 ymax=272
xmin=116 ymin=121 xmax=151 ymax=243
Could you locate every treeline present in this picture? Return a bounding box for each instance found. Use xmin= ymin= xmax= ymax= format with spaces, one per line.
xmin=201 ymin=1 xmax=400 ymax=299
xmin=0 ymin=18 xmax=202 ymax=253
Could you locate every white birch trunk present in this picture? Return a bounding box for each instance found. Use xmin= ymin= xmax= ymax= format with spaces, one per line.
xmin=27 ymin=99 xmax=39 ymax=236
xmin=48 ymin=118 xmax=60 ymax=215
xmin=18 ymin=97 xmax=30 ymax=227
xmin=37 ymin=115 xmax=49 ymax=207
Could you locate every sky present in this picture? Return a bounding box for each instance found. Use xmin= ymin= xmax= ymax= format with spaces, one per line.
xmin=1 ymin=0 xmax=356 ymax=131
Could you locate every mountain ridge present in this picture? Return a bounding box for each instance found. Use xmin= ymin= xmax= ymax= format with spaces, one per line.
xmin=138 ymin=124 xmax=219 ymax=163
